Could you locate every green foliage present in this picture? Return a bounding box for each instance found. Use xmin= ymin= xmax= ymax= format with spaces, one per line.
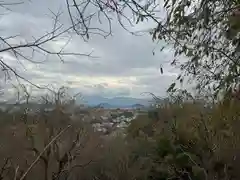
xmin=122 ymin=111 xmax=134 ymax=118
xmin=156 ymin=137 xmax=174 ymax=158
xmin=146 ymin=0 xmax=240 ymax=97
xmin=126 ymin=97 xmax=240 ymax=180
xmin=192 ymin=165 xmax=206 ymax=180
xmin=127 ymin=114 xmax=153 ymax=138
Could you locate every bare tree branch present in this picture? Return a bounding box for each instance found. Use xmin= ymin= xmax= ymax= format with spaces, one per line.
xmin=19 ymin=124 xmax=72 ymax=180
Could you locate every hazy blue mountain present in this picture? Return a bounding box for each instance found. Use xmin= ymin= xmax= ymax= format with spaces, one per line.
xmin=77 ymin=95 xmax=151 ymax=108
xmin=131 ymin=103 xmax=145 ymax=109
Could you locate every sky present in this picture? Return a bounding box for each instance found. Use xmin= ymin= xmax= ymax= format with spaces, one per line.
xmin=0 ymin=0 xmax=181 ymax=99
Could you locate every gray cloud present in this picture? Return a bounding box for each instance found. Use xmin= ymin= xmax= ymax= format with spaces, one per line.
xmin=0 ymin=0 xmax=180 ymax=98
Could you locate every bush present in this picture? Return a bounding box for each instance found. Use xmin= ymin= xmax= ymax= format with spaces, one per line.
xmin=1 ymin=90 xmax=240 ymax=180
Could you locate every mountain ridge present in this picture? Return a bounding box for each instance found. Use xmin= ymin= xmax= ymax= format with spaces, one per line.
xmin=77 ymin=95 xmax=151 ymax=108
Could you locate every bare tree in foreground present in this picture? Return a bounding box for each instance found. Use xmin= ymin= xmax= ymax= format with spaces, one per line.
xmin=0 ymin=0 xmax=157 ymax=90
xmin=0 ymin=1 xmax=98 ymax=88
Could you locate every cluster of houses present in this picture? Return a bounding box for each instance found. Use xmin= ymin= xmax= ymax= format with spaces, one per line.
xmin=0 ymin=102 xmax=139 ymax=137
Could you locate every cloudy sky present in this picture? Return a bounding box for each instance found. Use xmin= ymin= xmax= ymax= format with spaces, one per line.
xmin=0 ymin=0 xmax=181 ymax=99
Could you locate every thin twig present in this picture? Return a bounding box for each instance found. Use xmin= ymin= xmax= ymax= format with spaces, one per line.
xmin=19 ymin=125 xmax=72 ymax=180
xmin=14 ymin=166 xmax=19 ymax=180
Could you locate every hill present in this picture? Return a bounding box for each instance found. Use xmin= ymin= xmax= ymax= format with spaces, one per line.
xmin=78 ymin=95 xmax=151 ymax=108
xmin=131 ymin=103 xmax=145 ymax=109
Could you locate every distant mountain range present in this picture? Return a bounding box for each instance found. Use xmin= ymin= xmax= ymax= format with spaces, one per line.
xmin=77 ymin=95 xmax=152 ymax=108
xmin=0 ymin=96 xmax=156 ymax=110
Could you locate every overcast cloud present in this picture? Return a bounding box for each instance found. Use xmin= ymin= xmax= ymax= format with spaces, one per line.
xmin=0 ymin=0 xmax=181 ymax=99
